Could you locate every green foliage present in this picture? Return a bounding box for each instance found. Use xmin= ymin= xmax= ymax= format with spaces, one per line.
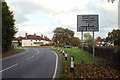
xmin=71 ymin=37 xmax=81 ymax=46
xmin=84 ymin=33 xmax=93 ymax=46
xmin=2 ymin=1 xmax=17 ymax=52
xmin=53 ymin=27 xmax=74 ymax=45
xmin=106 ymin=29 xmax=120 ymax=46
xmin=79 ymin=46 xmax=120 ymax=70
xmin=17 ymin=36 xmax=23 ymax=46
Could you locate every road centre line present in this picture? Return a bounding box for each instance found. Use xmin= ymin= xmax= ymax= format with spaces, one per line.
xmin=51 ymin=51 xmax=58 ymax=80
xmin=26 ymin=56 xmax=35 ymax=61
xmin=0 ymin=63 xmax=18 ymax=73
xmin=0 ymin=49 xmax=39 ymax=73
xmin=26 ymin=49 xmax=39 ymax=61
xmin=36 ymin=49 xmax=39 ymax=55
xmin=1 ymin=49 xmax=28 ymax=61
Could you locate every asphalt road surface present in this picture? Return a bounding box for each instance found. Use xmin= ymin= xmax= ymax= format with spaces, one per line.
xmin=1 ymin=48 xmax=58 ymax=79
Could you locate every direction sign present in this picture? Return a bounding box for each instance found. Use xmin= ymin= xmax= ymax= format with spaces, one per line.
xmin=77 ymin=15 xmax=99 ymax=31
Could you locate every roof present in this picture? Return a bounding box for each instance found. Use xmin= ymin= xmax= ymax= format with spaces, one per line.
xmin=13 ymin=38 xmax=18 ymax=41
xmin=95 ymin=38 xmax=106 ymax=42
xmin=34 ymin=42 xmax=43 ymax=44
xmin=45 ymin=37 xmax=51 ymax=41
xmin=27 ymin=35 xmax=44 ymax=40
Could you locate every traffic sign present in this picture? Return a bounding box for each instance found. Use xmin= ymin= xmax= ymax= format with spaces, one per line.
xmin=77 ymin=15 xmax=99 ymax=32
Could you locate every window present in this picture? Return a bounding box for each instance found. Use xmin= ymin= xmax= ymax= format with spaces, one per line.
xmin=31 ymin=40 xmax=32 ymax=41
xmin=36 ymin=40 xmax=37 ymax=41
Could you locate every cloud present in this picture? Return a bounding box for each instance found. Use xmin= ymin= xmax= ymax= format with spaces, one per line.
xmin=16 ymin=21 xmax=36 ymax=28
xmin=6 ymin=0 xmax=119 ymax=39
xmin=31 ymin=0 xmax=88 ymax=14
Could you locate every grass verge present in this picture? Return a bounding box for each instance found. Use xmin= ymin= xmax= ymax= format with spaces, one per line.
xmin=1 ymin=48 xmax=25 ymax=58
xmin=51 ymin=47 xmax=119 ymax=79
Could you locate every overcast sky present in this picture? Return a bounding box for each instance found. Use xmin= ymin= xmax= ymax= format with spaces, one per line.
xmin=5 ymin=0 xmax=119 ymax=39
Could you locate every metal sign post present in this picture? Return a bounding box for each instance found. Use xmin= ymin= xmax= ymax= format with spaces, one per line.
xmin=77 ymin=15 xmax=99 ymax=65
xmin=93 ymin=31 xmax=95 ymax=65
xmin=81 ymin=31 xmax=83 ymax=64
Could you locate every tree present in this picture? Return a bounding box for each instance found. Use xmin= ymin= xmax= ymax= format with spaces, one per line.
xmin=17 ymin=36 xmax=24 ymax=46
xmin=53 ymin=27 xmax=74 ymax=46
xmin=71 ymin=37 xmax=81 ymax=46
xmin=106 ymin=29 xmax=120 ymax=46
xmin=96 ymin=36 xmax=101 ymax=40
xmin=84 ymin=33 xmax=93 ymax=46
xmin=2 ymin=1 xmax=17 ymax=52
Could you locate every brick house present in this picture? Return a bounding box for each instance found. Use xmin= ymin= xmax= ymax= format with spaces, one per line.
xmin=95 ymin=38 xmax=114 ymax=46
xmin=22 ymin=33 xmax=51 ymax=47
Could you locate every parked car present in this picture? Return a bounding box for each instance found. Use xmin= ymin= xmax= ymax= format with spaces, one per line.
xmin=64 ymin=45 xmax=72 ymax=48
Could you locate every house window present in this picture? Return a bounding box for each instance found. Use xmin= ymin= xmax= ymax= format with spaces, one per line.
xmin=31 ymin=40 xmax=32 ymax=41
xmin=36 ymin=40 xmax=37 ymax=41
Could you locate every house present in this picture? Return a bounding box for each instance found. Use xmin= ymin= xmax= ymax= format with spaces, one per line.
xmin=95 ymin=38 xmax=114 ymax=46
xmin=12 ymin=38 xmax=18 ymax=48
xmin=22 ymin=33 xmax=51 ymax=47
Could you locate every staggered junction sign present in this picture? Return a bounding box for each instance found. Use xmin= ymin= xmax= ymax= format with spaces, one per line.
xmin=77 ymin=14 xmax=99 ymax=64
xmin=77 ymin=15 xmax=99 ymax=31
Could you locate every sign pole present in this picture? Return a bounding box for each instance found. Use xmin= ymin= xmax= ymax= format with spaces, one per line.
xmin=81 ymin=31 xmax=83 ymax=64
xmin=93 ymin=31 xmax=95 ymax=65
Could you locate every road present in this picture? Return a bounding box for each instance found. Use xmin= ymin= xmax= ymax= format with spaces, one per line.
xmin=1 ymin=48 xmax=58 ymax=79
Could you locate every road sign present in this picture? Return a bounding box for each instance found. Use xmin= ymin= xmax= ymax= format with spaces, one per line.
xmin=77 ymin=15 xmax=99 ymax=31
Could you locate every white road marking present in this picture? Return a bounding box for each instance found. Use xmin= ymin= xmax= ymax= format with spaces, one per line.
xmin=0 ymin=63 xmax=18 ymax=73
xmin=1 ymin=49 xmax=27 ymax=61
xmin=26 ymin=49 xmax=39 ymax=61
xmin=36 ymin=49 xmax=39 ymax=55
xmin=26 ymin=56 xmax=35 ymax=61
xmin=52 ymin=51 xmax=58 ymax=80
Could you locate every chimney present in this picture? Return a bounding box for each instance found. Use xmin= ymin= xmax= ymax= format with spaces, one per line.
xmin=41 ymin=34 xmax=43 ymax=38
xmin=34 ymin=33 xmax=36 ymax=36
xmin=44 ymin=36 xmax=46 ymax=40
xmin=25 ymin=33 xmax=27 ymax=39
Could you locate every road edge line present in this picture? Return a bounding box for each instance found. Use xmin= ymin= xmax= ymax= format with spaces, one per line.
xmin=51 ymin=51 xmax=58 ymax=80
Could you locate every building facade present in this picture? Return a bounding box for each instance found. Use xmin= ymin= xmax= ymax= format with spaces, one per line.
xmin=95 ymin=38 xmax=114 ymax=46
xmin=22 ymin=33 xmax=51 ymax=47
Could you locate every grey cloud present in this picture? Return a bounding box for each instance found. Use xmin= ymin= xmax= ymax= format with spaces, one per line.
xmin=8 ymin=1 xmax=42 ymax=24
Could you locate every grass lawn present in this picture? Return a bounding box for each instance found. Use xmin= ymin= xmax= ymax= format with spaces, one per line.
xmin=1 ymin=48 xmax=25 ymax=58
xmin=51 ymin=47 xmax=119 ymax=79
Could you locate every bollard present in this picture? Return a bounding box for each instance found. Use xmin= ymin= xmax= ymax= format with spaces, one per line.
xmin=62 ymin=50 xmax=64 ymax=55
xmin=65 ymin=51 xmax=67 ymax=60
xmin=61 ymin=50 xmax=62 ymax=53
xmin=70 ymin=56 xmax=74 ymax=72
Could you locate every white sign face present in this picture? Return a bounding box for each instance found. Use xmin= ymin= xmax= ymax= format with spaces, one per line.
xmin=77 ymin=15 xmax=99 ymax=32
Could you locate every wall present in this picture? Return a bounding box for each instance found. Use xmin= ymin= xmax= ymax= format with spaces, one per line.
xmin=22 ymin=39 xmax=50 ymax=47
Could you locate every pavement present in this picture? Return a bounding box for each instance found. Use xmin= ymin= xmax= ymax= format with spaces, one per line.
xmin=1 ymin=48 xmax=60 ymax=79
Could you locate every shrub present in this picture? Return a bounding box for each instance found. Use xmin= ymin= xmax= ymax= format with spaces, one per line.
xmin=79 ymin=46 xmax=120 ymax=70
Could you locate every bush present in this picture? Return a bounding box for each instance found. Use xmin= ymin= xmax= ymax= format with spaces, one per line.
xmin=79 ymin=46 xmax=120 ymax=70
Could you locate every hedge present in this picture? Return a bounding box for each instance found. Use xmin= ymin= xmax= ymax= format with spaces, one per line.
xmin=79 ymin=46 xmax=120 ymax=70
